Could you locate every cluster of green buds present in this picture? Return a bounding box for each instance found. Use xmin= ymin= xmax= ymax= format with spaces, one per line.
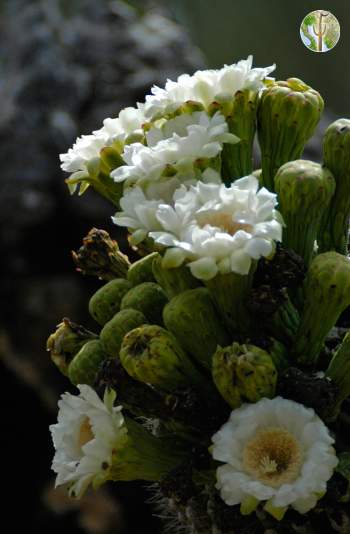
xmin=49 ymin=60 xmax=350 ymax=533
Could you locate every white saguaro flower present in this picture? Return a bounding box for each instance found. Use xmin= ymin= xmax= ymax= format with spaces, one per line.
xmin=143 ymin=56 xmax=275 ymax=119
xmin=211 ymin=397 xmax=338 ymax=519
xmin=60 ymin=107 xmax=145 ymax=173
xmin=50 ymin=385 xmax=127 ymax=498
xmin=150 ymin=175 xmax=282 ymax=280
xmin=111 ymin=111 xmax=237 ymax=190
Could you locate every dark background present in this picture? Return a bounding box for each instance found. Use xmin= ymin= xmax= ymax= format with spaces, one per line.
xmin=1 ymin=1 xmax=348 ymax=531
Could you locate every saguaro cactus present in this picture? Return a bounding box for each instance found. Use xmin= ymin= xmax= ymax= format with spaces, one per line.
xmin=313 ymin=11 xmax=329 ymax=52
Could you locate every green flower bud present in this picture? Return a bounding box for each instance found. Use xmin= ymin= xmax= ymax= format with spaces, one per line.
xmin=110 ymin=414 xmax=187 ymax=482
xmin=100 ymin=309 xmax=147 ymax=358
xmin=267 ymin=292 xmax=300 ymax=345
xmin=212 ymin=343 xmax=277 ymax=408
xmin=318 ymin=119 xmax=350 ymax=254
xmin=275 ymin=160 xmax=335 ymax=265
xmin=121 ymin=282 xmax=168 ymax=325
xmin=266 ymin=338 xmax=289 ymax=372
xmin=258 ymin=79 xmax=324 ymax=191
xmin=294 ymin=252 xmax=350 ymax=366
xmin=220 ymin=89 xmax=259 ymax=183
xmin=326 ymin=330 xmax=350 ymax=416
xmin=120 ymin=325 xmax=206 ymax=392
xmin=127 ymin=252 xmax=159 ymax=286
xmin=205 ymin=267 xmax=256 ymax=337
xmin=72 ymin=228 xmax=130 ymax=281
xmin=68 ymin=339 xmax=109 ymax=386
xmin=163 ymin=288 xmax=230 ymax=370
xmin=152 ymin=255 xmax=201 ymax=299
xmin=89 ymin=278 xmax=132 ymax=326
xmin=46 ymin=318 xmax=98 ymax=375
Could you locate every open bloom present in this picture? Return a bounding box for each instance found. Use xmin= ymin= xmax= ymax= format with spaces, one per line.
xmin=211 ymin=397 xmax=338 ymax=518
xmin=50 ymin=385 xmax=127 ymax=497
xmin=150 ymin=175 xmax=282 ymax=280
xmin=143 ymin=56 xmax=275 ymax=118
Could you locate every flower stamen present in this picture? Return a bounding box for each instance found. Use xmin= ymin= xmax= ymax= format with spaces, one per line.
xmin=243 ymin=427 xmax=303 ymax=487
xmin=78 ymin=417 xmax=94 ymax=448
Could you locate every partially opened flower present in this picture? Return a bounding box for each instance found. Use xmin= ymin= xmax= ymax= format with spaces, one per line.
xmin=143 ymin=56 xmax=275 ymax=118
xmin=50 ymin=385 xmax=127 ymax=497
xmin=50 ymin=385 xmax=184 ymax=498
xmin=150 ymin=175 xmax=282 ymax=280
xmin=211 ymin=397 xmax=338 ymax=519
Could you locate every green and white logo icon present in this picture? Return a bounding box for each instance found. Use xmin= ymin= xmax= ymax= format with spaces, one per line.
xmin=300 ymin=10 xmax=340 ymax=52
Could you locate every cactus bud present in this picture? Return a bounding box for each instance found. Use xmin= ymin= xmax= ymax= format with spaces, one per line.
xmin=318 ymin=119 xmax=350 ymax=254
xmin=121 ymin=282 xmax=168 ymax=325
xmin=89 ymin=278 xmax=132 ymax=326
xmin=163 ymin=288 xmax=230 ymax=370
xmin=326 ymin=330 xmax=350 ymax=416
xmin=275 ymin=160 xmax=335 ymax=265
xmin=100 ymin=309 xmax=147 ymax=358
xmin=220 ymin=89 xmax=259 ymax=183
xmin=258 ymin=79 xmax=324 ymax=190
xmin=127 ymin=252 xmax=159 ymax=286
xmin=119 ymin=325 xmax=206 ymax=392
xmin=266 ymin=338 xmax=289 ymax=371
xmin=294 ymin=252 xmax=350 ymax=365
xmin=205 ymin=267 xmax=256 ymax=337
xmin=46 ymin=318 xmax=98 ymax=375
xmin=68 ymin=339 xmax=109 ymax=386
xmin=212 ymin=343 xmax=277 ymax=408
xmin=72 ymin=228 xmax=130 ymax=281
xmin=152 ymin=255 xmax=201 ymax=299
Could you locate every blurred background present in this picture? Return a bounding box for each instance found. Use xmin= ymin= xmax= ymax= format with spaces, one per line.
xmin=1 ymin=0 xmax=349 ymax=531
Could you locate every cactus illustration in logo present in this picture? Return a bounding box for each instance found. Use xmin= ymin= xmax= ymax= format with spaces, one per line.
xmin=300 ymin=11 xmax=340 ymax=53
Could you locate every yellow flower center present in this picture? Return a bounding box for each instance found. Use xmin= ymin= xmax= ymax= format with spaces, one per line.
xmin=243 ymin=427 xmax=303 ymax=487
xmin=198 ymin=212 xmax=252 ymax=236
xmin=78 ymin=417 xmax=94 ymax=448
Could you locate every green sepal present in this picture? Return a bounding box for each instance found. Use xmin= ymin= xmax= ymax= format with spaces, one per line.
xmin=264 ymin=500 xmax=288 ymax=520
xmin=240 ymin=495 xmax=259 ymax=515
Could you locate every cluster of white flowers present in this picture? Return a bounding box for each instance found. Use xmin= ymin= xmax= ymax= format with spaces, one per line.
xmin=111 ymin=111 xmax=237 ymax=196
xmin=50 ymin=385 xmax=127 ymax=498
xmin=114 ymin=175 xmax=283 ymax=280
xmin=211 ymin=397 xmax=338 ymax=517
xmin=60 ymin=56 xmax=274 ymax=174
xmin=143 ymin=56 xmax=275 ymax=118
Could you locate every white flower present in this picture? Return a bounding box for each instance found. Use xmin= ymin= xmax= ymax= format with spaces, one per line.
xmin=50 ymin=385 xmax=127 ymax=498
xmin=211 ymin=397 xmax=338 ymax=518
xmin=111 ymin=111 xmax=237 ymax=191
xmin=60 ymin=133 xmax=108 ymax=173
xmin=112 ymin=186 xmax=165 ymax=245
xmin=150 ymin=175 xmax=282 ymax=280
xmin=143 ymin=56 xmax=275 ymax=119
xmin=60 ymin=107 xmax=145 ymax=173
